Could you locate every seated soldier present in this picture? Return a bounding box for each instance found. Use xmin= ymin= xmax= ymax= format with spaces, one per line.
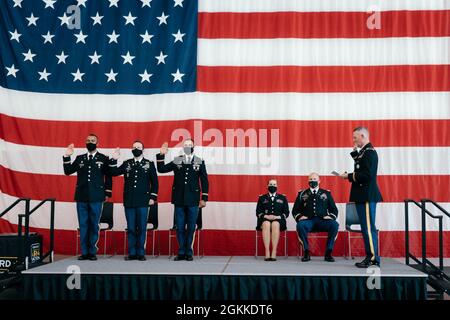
xmin=292 ymin=172 xmax=339 ymax=262
xmin=256 ymin=179 xmax=289 ymax=261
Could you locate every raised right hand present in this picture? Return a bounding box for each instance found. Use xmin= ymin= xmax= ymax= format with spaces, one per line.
xmin=160 ymin=142 xmax=169 ymax=155
xmin=65 ymin=143 xmax=74 ymax=157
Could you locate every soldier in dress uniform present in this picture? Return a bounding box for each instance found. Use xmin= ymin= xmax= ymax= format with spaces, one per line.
xmin=340 ymin=127 xmax=383 ymax=268
xmin=256 ymin=179 xmax=289 ymax=261
xmin=156 ymin=138 xmax=209 ymax=261
xmin=292 ymin=172 xmax=339 ymax=262
xmin=63 ymin=134 xmax=112 ymax=261
xmin=109 ymin=141 xmax=158 ymax=261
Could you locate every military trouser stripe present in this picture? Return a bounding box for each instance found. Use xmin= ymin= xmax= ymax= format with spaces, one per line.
xmin=365 ymin=202 xmax=376 ymax=261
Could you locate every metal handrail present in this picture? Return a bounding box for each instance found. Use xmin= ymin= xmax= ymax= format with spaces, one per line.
xmin=421 ymin=199 xmax=450 ymax=219
xmin=404 ymin=199 xmax=444 ymax=273
xmin=0 ymin=198 xmax=30 ymax=219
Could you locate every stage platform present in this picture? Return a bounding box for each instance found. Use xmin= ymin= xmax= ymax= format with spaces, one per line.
xmin=22 ymin=256 xmax=427 ymax=300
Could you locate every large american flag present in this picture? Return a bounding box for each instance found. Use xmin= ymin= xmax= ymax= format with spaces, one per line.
xmin=0 ymin=0 xmax=449 ymax=256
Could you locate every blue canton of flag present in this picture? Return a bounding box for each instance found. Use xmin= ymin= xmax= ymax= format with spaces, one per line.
xmin=0 ymin=0 xmax=197 ymax=94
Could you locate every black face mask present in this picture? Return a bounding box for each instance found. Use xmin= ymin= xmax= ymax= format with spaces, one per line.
xmin=132 ymin=149 xmax=143 ymax=157
xmin=86 ymin=143 xmax=97 ymax=152
xmin=309 ymin=181 xmax=319 ymax=189
xmin=268 ymin=186 xmax=277 ymax=194
xmin=183 ymin=146 xmax=194 ymax=155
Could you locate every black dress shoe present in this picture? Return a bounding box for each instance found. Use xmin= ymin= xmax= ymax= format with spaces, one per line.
xmin=174 ymin=255 xmax=185 ymax=261
xmin=264 ymin=257 xmax=271 ymax=261
xmin=301 ymin=250 xmax=311 ymax=262
xmin=185 ymin=255 xmax=194 ymax=261
xmin=324 ymin=250 xmax=335 ymax=262
xmin=270 ymin=258 xmax=277 ymax=261
xmin=78 ymin=255 xmax=89 ymax=261
xmin=125 ymin=255 xmax=137 ymax=261
xmin=137 ymin=255 xmax=146 ymax=261
xmin=355 ymin=258 xmax=380 ymax=268
xmin=88 ymin=254 xmax=97 ymax=261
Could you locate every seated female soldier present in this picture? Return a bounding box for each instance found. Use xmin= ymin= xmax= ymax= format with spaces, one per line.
xmin=256 ymin=179 xmax=289 ymax=261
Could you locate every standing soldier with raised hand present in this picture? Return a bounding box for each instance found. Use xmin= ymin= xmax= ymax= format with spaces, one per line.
xmin=63 ymin=134 xmax=113 ymax=261
xmin=109 ymin=141 xmax=158 ymax=261
xmin=157 ymin=139 xmax=209 ymax=261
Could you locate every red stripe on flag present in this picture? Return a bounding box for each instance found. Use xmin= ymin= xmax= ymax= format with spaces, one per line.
xmin=1 ymin=166 xmax=449 ymax=203
xmin=198 ymin=10 xmax=450 ymax=39
xmin=0 ymin=217 xmax=448 ymax=257
xmin=197 ymin=65 xmax=450 ymax=93
xmin=1 ymin=114 xmax=449 ymax=148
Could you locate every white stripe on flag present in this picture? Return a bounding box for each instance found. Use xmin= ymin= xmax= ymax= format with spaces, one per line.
xmin=198 ymin=38 xmax=450 ymax=66
xmin=1 ymin=140 xmax=449 ymax=176
xmin=199 ymin=0 xmax=450 ymax=12
xmin=1 ymin=193 xmax=449 ymax=231
xmin=1 ymin=88 xmax=449 ymax=121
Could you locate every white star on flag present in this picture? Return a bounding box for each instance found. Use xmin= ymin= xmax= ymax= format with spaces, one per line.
xmin=157 ymin=12 xmax=169 ymax=25
xmin=121 ymin=51 xmax=135 ymax=65
xmin=13 ymin=0 xmax=23 ymax=8
xmin=43 ymin=0 xmax=57 ymax=9
xmin=38 ymin=68 xmax=51 ymax=81
xmin=77 ymin=0 xmax=88 ymax=7
xmin=108 ymin=0 xmax=119 ymax=8
xmin=74 ymin=31 xmax=88 ymax=44
xmin=91 ymin=12 xmax=103 ymax=26
xmin=88 ymin=51 xmax=102 ymax=64
xmin=107 ymin=31 xmax=120 ymax=43
xmin=42 ymin=31 xmax=55 ymax=44
xmin=139 ymin=70 xmax=153 ymax=83
xmin=26 ymin=13 xmax=39 ymax=26
xmin=71 ymin=69 xmax=84 ymax=82
xmin=59 ymin=13 xmax=71 ymax=27
xmin=9 ymin=29 xmax=21 ymax=42
xmin=56 ymin=51 xmax=68 ymax=64
xmin=105 ymin=69 xmax=118 ymax=82
xmin=123 ymin=12 xmax=137 ymax=26
xmin=174 ymin=0 xmax=184 ymax=8
xmin=171 ymin=69 xmax=184 ymax=83
xmin=140 ymin=31 xmax=154 ymax=44
xmin=172 ymin=29 xmax=185 ymax=43
xmin=155 ymin=51 xmax=168 ymax=65
xmin=5 ymin=64 xmax=19 ymax=78
xmin=140 ymin=0 xmax=152 ymax=7
xmin=22 ymin=49 xmax=36 ymax=62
